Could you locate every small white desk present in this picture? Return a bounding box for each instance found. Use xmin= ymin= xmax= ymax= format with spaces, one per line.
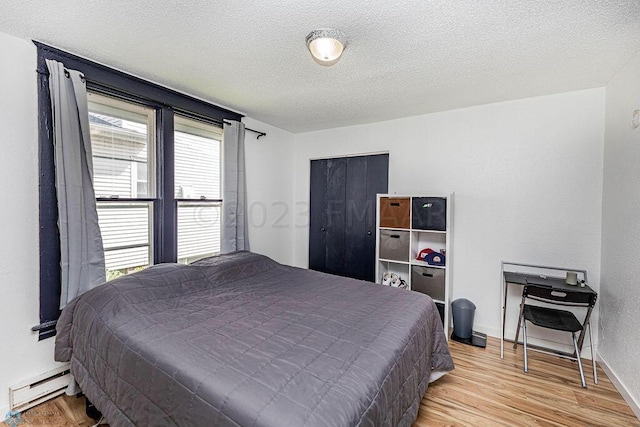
xmin=500 ymin=261 xmax=592 ymax=359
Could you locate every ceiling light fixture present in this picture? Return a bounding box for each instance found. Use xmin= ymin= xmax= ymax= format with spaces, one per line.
xmin=305 ymin=28 xmax=348 ymax=66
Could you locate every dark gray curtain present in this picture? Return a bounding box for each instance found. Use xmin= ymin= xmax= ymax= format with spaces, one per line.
xmin=221 ymin=120 xmax=249 ymax=253
xmin=46 ymin=59 xmax=105 ymax=308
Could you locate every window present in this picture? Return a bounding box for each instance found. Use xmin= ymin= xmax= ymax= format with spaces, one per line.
xmin=175 ymin=117 xmax=223 ymax=263
xmin=36 ymin=42 xmax=242 ymax=339
xmin=88 ymin=93 xmax=155 ymax=280
xmin=87 ymin=95 xmax=226 ymax=278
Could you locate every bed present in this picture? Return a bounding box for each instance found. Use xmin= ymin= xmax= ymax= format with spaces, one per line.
xmin=55 ymin=251 xmax=453 ymax=426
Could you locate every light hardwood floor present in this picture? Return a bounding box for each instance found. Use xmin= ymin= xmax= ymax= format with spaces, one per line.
xmin=2 ymin=394 xmax=96 ymax=426
xmin=3 ymin=337 xmax=637 ymax=426
xmin=416 ymin=337 xmax=638 ymax=426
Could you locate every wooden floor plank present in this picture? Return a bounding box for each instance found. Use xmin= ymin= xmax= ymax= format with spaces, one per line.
xmin=2 ymin=337 xmax=637 ymax=426
xmin=416 ymin=337 xmax=639 ymax=426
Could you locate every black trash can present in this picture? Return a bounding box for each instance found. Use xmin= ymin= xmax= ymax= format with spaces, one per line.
xmin=451 ymin=298 xmax=475 ymax=339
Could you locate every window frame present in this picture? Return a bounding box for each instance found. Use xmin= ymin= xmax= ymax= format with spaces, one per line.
xmin=36 ymin=42 xmax=241 ymax=339
xmin=174 ymin=114 xmax=224 ymax=263
xmin=89 ymin=93 xmax=157 ymax=278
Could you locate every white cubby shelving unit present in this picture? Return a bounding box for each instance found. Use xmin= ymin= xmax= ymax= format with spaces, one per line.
xmin=375 ymin=194 xmax=453 ymax=337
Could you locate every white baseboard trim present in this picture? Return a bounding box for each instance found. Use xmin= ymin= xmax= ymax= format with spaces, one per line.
xmin=473 ymin=324 xmax=500 ymax=338
xmin=474 ymin=324 xmax=597 ymax=360
xmin=597 ymin=352 xmax=640 ymax=420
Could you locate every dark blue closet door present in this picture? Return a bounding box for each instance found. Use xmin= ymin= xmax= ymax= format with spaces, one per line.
xmin=362 ymin=154 xmax=389 ymax=280
xmin=309 ymin=154 xmax=388 ymax=282
xmin=308 ymin=159 xmax=328 ymax=272
xmin=344 ymin=156 xmax=368 ymax=279
xmin=324 ymin=158 xmax=347 ymax=275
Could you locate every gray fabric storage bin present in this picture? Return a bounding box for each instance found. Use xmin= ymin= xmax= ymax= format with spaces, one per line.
xmin=379 ymin=230 xmax=409 ymax=261
xmin=411 ymin=266 xmax=445 ymax=301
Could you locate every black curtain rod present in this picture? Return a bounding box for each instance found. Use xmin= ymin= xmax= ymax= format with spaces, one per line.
xmin=223 ymin=120 xmax=267 ymax=140
xmin=35 ymin=69 xmax=266 ymax=139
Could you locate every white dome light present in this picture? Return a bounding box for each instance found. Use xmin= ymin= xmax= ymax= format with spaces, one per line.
xmin=306 ymin=29 xmax=348 ymax=66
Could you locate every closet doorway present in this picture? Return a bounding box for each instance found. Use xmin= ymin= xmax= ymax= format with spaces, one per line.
xmin=309 ymin=153 xmax=389 ymax=281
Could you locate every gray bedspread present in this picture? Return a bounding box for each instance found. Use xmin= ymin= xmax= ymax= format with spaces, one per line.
xmin=55 ymin=251 xmax=453 ymax=426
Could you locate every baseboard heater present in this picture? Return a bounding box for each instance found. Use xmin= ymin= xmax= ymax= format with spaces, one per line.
xmin=9 ymin=365 xmax=71 ymax=412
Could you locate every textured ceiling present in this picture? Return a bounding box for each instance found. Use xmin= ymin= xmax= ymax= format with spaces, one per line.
xmin=1 ymin=1 xmax=639 ymax=133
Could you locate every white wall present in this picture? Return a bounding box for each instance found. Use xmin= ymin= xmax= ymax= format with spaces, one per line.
xmin=600 ymin=50 xmax=640 ymax=413
xmin=0 ymin=32 xmax=65 ymax=415
xmin=292 ymin=89 xmax=606 ymax=348
xmin=243 ymin=116 xmax=296 ymax=264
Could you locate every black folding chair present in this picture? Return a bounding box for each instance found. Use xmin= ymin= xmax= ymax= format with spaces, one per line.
xmin=519 ymin=284 xmax=598 ymax=388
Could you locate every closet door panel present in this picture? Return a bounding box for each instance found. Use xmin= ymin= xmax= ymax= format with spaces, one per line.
xmin=364 ymin=154 xmax=389 ymax=281
xmin=309 ymin=154 xmax=388 ymax=281
xmin=309 ymin=159 xmax=328 ymax=272
xmin=324 ymin=158 xmax=347 ymax=275
xmin=344 ymin=156 xmax=368 ymax=280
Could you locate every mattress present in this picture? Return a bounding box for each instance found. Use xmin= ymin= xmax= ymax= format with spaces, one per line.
xmin=55 ymin=251 xmax=453 ymax=426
